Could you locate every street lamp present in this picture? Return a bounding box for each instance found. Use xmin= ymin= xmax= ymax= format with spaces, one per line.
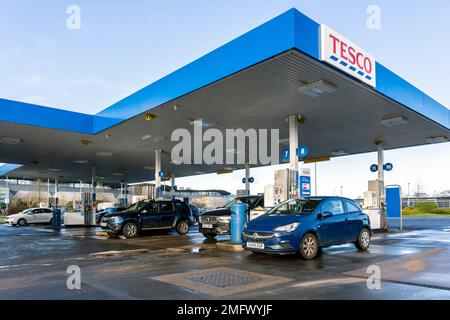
xmin=407 ymin=182 xmax=410 ymax=207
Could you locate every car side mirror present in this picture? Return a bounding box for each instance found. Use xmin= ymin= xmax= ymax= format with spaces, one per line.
xmin=318 ymin=211 xmax=333 ymax=220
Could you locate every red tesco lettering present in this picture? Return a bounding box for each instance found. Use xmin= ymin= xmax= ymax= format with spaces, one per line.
xmin=328 ymin=34 xmax=372 ymax=75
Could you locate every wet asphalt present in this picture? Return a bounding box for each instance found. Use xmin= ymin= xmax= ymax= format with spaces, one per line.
xmin=0 ymin=217 xmax=450 ymax=300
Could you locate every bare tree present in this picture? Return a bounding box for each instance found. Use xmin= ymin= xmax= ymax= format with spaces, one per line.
xmin=414 ymin=179 xmax=428 ymax=198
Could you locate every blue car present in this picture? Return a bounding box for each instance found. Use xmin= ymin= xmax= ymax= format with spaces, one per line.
xmin=242 ymin=197 xmax=372 ymax=259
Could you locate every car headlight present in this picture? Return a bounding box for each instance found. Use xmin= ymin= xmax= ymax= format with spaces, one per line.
xmin=109 ymin=216 xmax=123 ymax=224
xmin=218 ymin=216 xmax=231 ymax=223
xmin=274 ymin=222 xmax=300 ymax=233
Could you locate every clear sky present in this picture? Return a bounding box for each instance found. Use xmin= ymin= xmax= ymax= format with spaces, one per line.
xmin=1 ymin=0 xmax=449 ymax=198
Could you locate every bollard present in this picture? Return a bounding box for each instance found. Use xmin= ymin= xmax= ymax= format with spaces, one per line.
xmin=230 ymin=203 xmax=248 ymax=244
xmin=52 ymin=208 xmax=61 ymax=228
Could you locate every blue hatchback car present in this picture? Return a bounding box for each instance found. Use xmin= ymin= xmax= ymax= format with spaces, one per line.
xmin=242 ymin=197 xmax=372 ymax=259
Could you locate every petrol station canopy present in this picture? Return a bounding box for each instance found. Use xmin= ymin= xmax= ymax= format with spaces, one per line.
xmin=0 ymin=8 xmax=449 ymax=184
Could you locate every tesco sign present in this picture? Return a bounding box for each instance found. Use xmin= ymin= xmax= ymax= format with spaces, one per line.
xmin=320 ymin=25 xmax=376 ymax=87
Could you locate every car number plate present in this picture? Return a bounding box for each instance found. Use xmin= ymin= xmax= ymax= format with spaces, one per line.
xmin=247 ymin=242 xmax=264 ymax=249
xmin=101 ymin=222 xmax=107 ymax=227
xmin=202 ymin=223 xmax=213 ymax=229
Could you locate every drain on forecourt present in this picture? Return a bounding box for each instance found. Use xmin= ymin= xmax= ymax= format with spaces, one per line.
xmin=152 ymin=267 xmax=293 ymax=297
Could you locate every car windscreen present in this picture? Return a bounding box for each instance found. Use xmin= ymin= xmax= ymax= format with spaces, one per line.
xmin=224 ymin=197 xmax=258 ymax=209
xmin=267 ymin=199 xmax=322 ymax=215
xmin=126 ymin=201 xmax=147 ymax=213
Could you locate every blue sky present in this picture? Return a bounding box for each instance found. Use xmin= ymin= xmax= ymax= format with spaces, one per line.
xmin=1 ymin=0 xmax=449 ymax=197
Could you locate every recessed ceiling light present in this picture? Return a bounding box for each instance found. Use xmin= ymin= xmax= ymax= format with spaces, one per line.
xmin=144 ymin=166 xmax=154 ymax=170
xmin=112 ymin=173 xmax=124 ymax=176
xmin=380 ymin=116 xmax=409 ymax=127
xmin=189 ymin=119 xmax=216 ymax=128
xmin=226 ymin=148 xmax=242 ymax=154
xmin=298 ymin=80 xmax=337 ymax=97
xmin=217 ymin=167 xmax=234 ymax=175
xmin=80 ymin=140 xmax=92 ymax=145
xmin=0 ymin=137 xmax=22 ymax=145
xmin=48 ymin=168 xmax=61 ymax=172
xmin=74 ymin=159 xmax=88 ymax=164
xmin=144 ymin=113 xmax=156 ymax=121
xmin=142 ymin=134 xmax=152 ymax=141
xmin=96 ymin=176 xmax=105 ymax=180
xmin=426 ymin=136 xmax=448 ymax=144
xmin=96 ymin=151 xmax=114 ymax=157
xmin=331 ymin=150 xmax=349 ymax=156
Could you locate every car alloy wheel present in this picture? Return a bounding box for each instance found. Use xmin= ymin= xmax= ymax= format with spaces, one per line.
xmin=356 ymin=228 xmax=371 ymax=250
xmin=300 ymin=233 xmax=318 ymax=260
xmin=18 ymin=219 xmax=26 ymax=227
xmin=123 ymin=222 xmax=138 ymax=238
xmin=176 ymin=220 xmax=189 ymax=235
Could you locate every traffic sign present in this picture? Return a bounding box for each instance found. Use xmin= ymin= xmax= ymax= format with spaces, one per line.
xmin=370 ymin=164 xmax=378 ymax=172
xmin=296 ymin=145 xmax=309 ymax=158
xmin=383 ymin=163 xmax=393 ymax=171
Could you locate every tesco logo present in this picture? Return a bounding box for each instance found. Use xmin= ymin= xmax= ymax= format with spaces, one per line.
xmin=320 ymin=25 xmax=376 ymax=87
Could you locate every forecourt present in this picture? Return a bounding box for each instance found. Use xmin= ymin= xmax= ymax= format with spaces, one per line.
xmin=0 ymin=8 xmax=449 ymax=197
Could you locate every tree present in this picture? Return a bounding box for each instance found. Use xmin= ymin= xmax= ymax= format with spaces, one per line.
xmin=414 ymin=179 xmax=428 ymax=198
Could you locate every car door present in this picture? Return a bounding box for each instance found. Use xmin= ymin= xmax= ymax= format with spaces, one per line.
xmin=40 ymin=209 xmax=53 ymax=223
xmin=28 ymin=209 xmax=41 ymax=223
xmin=159 ymin=201 xmax=176 ymax=228
xmin=344 ymin=200 xmax=364 ymax=241
xmin=36 ymin=209 xmax=51 ymax=223
xmin=140 ymin=202 xmax=159 ymax=229
xmin=317 ymin=199 xmax=350 ymax=245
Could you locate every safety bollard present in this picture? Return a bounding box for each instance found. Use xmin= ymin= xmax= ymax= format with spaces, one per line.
xmin=230 ymin=203 xmax=248 ymax=244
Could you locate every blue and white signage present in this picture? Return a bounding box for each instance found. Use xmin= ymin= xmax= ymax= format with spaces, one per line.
xmin=383 ymin=163 xmax=393 ymax=171
xmin=282 ymin=149 xmax=290 ymax=162
xmin=320 ymin=25 xmax=376 ymax=87
xmin=299 ymin=168 xmax=311 ymax=197
xmin=296 ymin=145 xmax=309 ymax=159
xmin=370 ymin=164 xmax=378 ymax=173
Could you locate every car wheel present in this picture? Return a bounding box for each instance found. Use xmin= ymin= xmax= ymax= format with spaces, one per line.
xmin=176 ymin=220 xmax=189 ymax=235
xmin=122 ymin=222 xmax=139 ymax=239
xmin=17 ymin=219 xmax=27 ymax=227
xmin=355 ymin=228 xmax=371 ymax=251
xmin=299 ymin=233 xmax=319 ymax=260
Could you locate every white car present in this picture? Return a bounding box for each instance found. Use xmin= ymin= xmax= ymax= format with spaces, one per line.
xmin=7 ymin=208 xmax=54 ymax=226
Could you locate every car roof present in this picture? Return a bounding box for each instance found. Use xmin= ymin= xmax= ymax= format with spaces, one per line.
xmin=236 ymin=195 xmax=262 ymax=199
xmin=304 ymin=196 xmax=356 ymax=201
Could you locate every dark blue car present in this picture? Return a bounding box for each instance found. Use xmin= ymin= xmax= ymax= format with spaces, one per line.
xmin=242 ymin=197 xmax=372 ymax=259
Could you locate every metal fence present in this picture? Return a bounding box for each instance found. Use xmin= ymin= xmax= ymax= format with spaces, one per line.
xmin=402 ymin=198 xmax=450 ymax=208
